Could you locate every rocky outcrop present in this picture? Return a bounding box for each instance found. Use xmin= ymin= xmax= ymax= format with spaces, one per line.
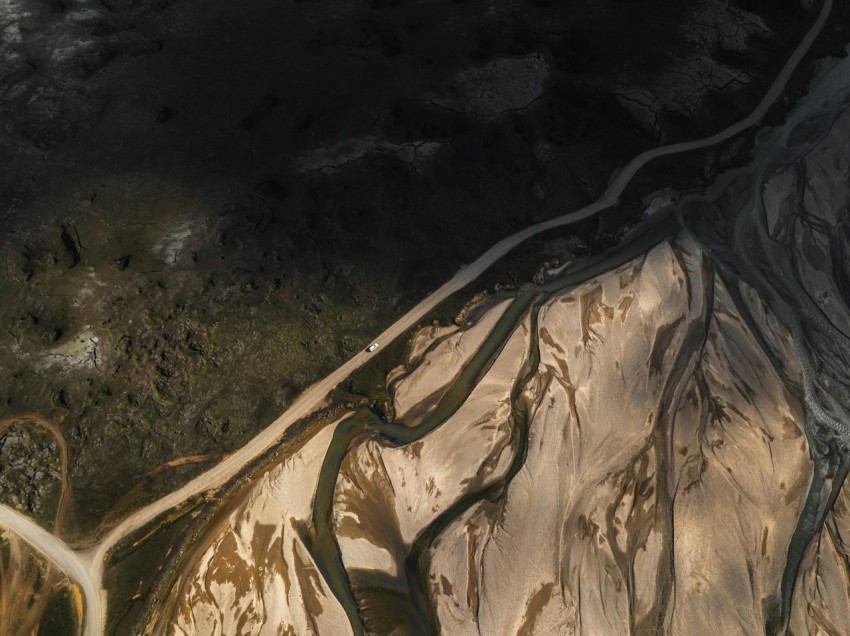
xmin=0 ymin=426 xmax=61 ymax=518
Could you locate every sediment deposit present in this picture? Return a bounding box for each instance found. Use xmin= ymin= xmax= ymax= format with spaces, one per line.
xmin=151 ymin=52 xmax=850 ymax=636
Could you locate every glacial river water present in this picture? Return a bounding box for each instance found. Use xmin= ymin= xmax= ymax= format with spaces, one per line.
xmin=307 ymin=48 xmax=850 ymax=635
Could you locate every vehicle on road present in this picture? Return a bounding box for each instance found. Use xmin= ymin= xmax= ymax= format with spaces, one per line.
xmin=366 ymin=343 xmax=379 ymax=352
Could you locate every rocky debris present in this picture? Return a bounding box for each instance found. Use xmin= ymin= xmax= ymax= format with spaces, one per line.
xmin=39 ymin=328 xmax=100 ymax=371
xmin=297 ymin=136 xmax=442 ymax=174
xmin=531 ymin=236 xmax=587 ymax=284
xmin=642 ymin=188 xmax=678 ymax=220
xmin=0 ymin=426 xmax=60 ymax=517
xmin=452 ymin=291 xmax=491 ymax=327
xmin=427 ymin=55 xmax=550 ymax=118
xmin=0 ymin=0 xmax=165 ymax=155
xmin=608 ymin=1 xmax=771 ymax=138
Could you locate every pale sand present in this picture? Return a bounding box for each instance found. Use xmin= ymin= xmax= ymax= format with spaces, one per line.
xmin=391 ymin=298 xmax=512 ymax=424
xmin=163 ymin=424 xmax=353 ymax=636
xmin=334 ymin=310 xmax=530 ymax=576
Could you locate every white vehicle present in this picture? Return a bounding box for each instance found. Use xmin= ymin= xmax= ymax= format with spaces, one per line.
xmin=365 ymin=342 xmax=379 ymax=353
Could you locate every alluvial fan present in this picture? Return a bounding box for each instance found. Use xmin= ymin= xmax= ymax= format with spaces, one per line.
xmin=151 ymin=53 xmax=850 ymax=636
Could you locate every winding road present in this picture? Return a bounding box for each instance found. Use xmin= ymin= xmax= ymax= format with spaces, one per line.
xmin=0 ymin=1 xmax=834 ymax=633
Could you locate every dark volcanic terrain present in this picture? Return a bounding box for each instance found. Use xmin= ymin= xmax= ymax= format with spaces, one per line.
xmin=0 ymin=0 xmax=847 ymax=536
